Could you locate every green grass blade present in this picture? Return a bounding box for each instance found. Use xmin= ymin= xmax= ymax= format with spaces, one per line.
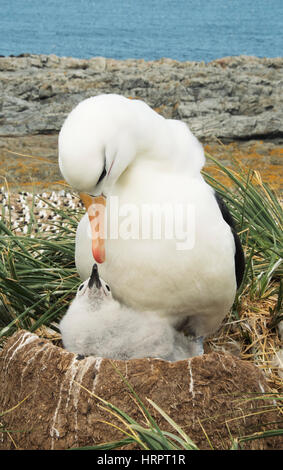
xmin=146 ymin=398 xmax=199 ymax=450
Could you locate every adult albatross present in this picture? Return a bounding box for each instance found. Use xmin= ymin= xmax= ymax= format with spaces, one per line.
xmin=58 ymin=94 xmax=244 ymax=339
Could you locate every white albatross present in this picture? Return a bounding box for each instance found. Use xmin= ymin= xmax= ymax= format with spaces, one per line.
xmin=58 ymin=94 xmax=244 ymax=340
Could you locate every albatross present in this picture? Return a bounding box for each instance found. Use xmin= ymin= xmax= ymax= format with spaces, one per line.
xmin=58 ymin=94 xmax=244 ymax=341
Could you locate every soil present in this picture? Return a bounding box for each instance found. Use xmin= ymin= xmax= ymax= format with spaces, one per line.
xmin=0 ymin=135 xmax=282 ymax=193
xmin=0 ymin=330 xmax=282 ymax=451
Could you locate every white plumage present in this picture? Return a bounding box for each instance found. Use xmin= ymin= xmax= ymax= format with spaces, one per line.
xmin=58 ymin=94 xmax=237 ymax=340
xmin=59 ymin=265 xmax=203 ymax=360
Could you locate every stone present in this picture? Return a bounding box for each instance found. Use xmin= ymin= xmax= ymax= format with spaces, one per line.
xmin=88 ymin=57 xmax=107 ymax=71
xmin=0 ymin=330 xmax=281 ymax=450
xmin=0 ymin=54 xmax=282 ymax=141
xmin=38 ymin=84 xmax=55 ymax=100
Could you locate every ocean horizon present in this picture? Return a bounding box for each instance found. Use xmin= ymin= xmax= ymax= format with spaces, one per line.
xmin=1 ymin=0 xmax=283 ymax=63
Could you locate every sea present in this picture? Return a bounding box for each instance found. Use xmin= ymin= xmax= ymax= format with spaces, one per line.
xmin=1 ymin=0 xmax=283 ymax=62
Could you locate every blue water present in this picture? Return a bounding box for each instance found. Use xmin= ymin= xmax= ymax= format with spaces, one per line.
xmin=1 ymin=0 xmax=282 ymax=62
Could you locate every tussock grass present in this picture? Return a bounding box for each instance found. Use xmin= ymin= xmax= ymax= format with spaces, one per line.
xmin=202 ymin=154 xmax=282 ymax=391
xmin=0 ymin=191 xmax=82 ymax=339
xmin=203 ymin=153 xmax=282 ymax=301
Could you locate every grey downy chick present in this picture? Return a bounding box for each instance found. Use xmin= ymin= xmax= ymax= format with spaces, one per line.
xmin=60 ymin=264 xmax=203 ymax=361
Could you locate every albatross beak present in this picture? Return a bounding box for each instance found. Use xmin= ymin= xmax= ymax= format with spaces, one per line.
xmin=79 ymin=193 xmax=106 ymax=264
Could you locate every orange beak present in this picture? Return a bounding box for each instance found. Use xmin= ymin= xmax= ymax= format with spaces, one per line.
xmin=79 ymin=193 xmax=106 ymax=264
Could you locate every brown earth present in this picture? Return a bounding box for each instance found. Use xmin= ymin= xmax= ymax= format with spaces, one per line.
xmin=0 ymin=135 xmax=282 ymax=193
xmin=0 ymin=330 xmax=282 ymax=450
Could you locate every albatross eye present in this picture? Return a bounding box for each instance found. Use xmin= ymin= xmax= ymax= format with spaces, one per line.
xmin=105 ymin=284 xmax=110 ymax=291
xmin=97 ymin=158 xmax=107 ymax=184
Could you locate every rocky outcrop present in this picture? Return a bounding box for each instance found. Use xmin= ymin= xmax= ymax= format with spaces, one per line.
xmin=0 ymin=54 xmax=283 ymax=141
xmin=0 ymin=330 xmax=281 ymax=450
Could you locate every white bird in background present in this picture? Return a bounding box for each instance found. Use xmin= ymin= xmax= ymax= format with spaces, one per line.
xmin=59 ymin=264 xmax=202 ymax=360
xmin=58 ymin=94 xmax=244 ymax=347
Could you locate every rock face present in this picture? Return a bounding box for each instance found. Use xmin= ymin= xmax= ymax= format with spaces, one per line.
xmin=0 ymin=54 xmax=283 ymax=141
xmin=0 ymin=330 xmax=281 ymax=450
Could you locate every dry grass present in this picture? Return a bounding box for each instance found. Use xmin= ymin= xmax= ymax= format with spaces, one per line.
xmin=206 ymin=293 xmax=282 ymax=392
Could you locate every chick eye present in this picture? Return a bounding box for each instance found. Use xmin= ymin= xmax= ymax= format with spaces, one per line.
xmin=78 ymin=283 xmax=85 ymax=291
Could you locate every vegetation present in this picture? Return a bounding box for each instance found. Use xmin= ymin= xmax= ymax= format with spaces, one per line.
xmin=203 ymin=154 xmax=282 ymax=391
xmin=0 ymin=194 xmax=81 ymax=338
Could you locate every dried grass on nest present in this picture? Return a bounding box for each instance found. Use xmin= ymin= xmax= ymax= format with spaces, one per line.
xmin=206 ymin=292 xmax=282 ymax=392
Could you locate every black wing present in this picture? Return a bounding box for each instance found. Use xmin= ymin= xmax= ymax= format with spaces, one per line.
xmin=215 ymin=192 xmax=245 ymax=290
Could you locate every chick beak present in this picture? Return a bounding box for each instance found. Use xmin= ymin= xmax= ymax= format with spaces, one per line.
xmin=88 ymin=263 xmax=102 ymax=289
xmin=80 ymin=193 xmax=106 ymax=264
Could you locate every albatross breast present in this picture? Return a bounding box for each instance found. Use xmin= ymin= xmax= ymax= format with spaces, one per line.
xmin=75 ymin=152 xmax=237 ymax=337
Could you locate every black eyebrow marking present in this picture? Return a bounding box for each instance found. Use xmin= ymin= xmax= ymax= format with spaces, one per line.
xmin=97 ymin=157 xmax=106 ymax=185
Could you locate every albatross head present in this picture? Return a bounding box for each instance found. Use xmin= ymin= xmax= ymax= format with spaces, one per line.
xmin=58 ymin=94 xmax=163 ymax=194
xmin=58 ymin=93 xmax=165 ymax=263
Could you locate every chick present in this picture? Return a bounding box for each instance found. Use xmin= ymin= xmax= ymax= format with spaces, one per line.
xmin=60 ymin=264 xmax=203 ymax=361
